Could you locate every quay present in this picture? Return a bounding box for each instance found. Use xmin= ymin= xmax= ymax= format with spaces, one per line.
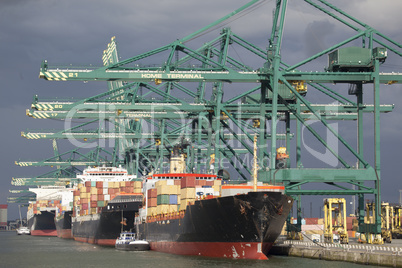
xmin=271 ymin=239 xmax=402 ymax=267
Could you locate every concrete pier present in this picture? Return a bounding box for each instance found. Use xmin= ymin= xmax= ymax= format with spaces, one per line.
xmin=271 ymin=240 xmax=402 ymax=267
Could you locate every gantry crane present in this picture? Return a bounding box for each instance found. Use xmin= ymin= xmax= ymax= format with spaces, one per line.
xmin=392 ymin=205 xmax=402 ymax=239
xmin=16 ymin=0 xmax=402 ymax=238
xmin=15 ymin=145 xmax=114 ymax=167
xmin=324 ymin=198 xmax=348 ymax=244
xmin=360 ymin=202 xmax=393 ymax=244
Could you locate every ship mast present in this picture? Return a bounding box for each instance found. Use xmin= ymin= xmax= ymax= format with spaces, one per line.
xmin=253 ymin=135 xmax=258 ymax=192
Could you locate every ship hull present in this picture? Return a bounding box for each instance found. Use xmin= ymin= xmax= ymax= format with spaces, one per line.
xmin=28 ymin=211 xmax=57 ymax=236
xmin=138 ymin=191 xmax=292 ymax=259
xmin=72 ymin=201 xmax=141 ymax=246
xmin=55 ymin=211 xmax=73 ymax=239
xmin=150 ymin=241 xmax=271 ymax=259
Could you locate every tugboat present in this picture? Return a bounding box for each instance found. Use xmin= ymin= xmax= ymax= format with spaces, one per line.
xmin=115 ymin=232 xmax=150 ymax=251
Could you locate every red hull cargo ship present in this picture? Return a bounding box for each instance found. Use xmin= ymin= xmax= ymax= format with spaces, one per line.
xmin=135 ymin=170 xmax=292 ymax=260
xmin=28 ymin=186 xmax=72 ymax=236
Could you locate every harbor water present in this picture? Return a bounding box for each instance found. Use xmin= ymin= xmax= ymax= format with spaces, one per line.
xmin=0 ymin=232 xmax=377 ymax=268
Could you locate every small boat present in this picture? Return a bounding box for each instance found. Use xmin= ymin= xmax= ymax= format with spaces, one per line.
xmin=115 ymin=232 xmax=150 ymax=251
xmin=16 ymin=226 xmax=31 ymax=235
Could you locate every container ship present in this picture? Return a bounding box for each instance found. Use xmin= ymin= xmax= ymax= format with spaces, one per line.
xmin=71 ymin=166 xmax=143 ymax=246
xmin=135 ymin=153 xmax=293 ymax=260
xmin=28 ymin=186 xmax=71 ymax=236
xmin=55 ymin=189 xmax=75 ymax=239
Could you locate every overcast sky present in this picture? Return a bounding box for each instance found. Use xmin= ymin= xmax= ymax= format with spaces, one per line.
xmin=1 ymin=0 xmax=401 ymax=220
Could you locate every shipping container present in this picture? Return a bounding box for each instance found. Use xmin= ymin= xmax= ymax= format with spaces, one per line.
xmin=157 ymin=185 xmax=169 ymax=195
xmin=181 ymin=188 xmax=196 ymax=199
xmin=205 ymin=180 xmax=214 ymax=186
xmin=169 ymin=205 xmax=178 ymax=213
xmin=169 ymin=195 xmax=178 ymax=205
xmin=305 ymin=218 xmax=319 ymax=225
xmin=157 ymin=195 xmax=170 ymax=205
xmin=181 ymin=176 xmax=196 ymax=188
xmin=148 ymin=198 xmax=157 ymax=207
xmin=134 ymin=188 xmax=142 ymax=194
xmin=147 ymin=207 xmax=157 ymax=216
xmin=156 ymin=180 xmax=167 ymax=187
xmin=196 ymin=180 xmax=206 ymax=186
xmin=170 ymin=185 xmax=180 ymax=195
xmin=134 ymin=181 xmax=142 ymax=188
xmin=156 ymin=204 xmax=170 ymax=215
xmin=179 ymin=198 xmax=195 ymax=211
xmin=213 ymin=179 xmax=222 ymax=186
xmin=148 ymin=188 xmax=158 ymax=198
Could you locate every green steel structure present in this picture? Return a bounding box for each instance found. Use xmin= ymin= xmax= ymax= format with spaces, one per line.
xmin=15 ymin=145 xmax=114 ymax=167
xmin=11 ymin=166 xmax=82 ymax=187
xmin=17 ymin=0 xmax=402 ymax=237
xmin=7 ymin=190 xmax=36 ymax=204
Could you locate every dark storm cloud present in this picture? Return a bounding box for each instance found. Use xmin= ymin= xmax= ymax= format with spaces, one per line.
xmin=303 ymin=20 xmax=335 ymax=56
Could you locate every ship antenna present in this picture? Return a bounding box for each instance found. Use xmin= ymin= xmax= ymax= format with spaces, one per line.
xmin=253 ymin=134 xmax=258 ymax=192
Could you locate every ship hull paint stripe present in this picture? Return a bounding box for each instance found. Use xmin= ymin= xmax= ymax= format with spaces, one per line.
xmin=149 ymin=241 xmax=271 ymax=260
xmin=74 ymin=236 xmax=116 ymax=246
xmin=56 ymin=228 xmax=72 ymax=239
xmin=30 ymin=229 xmax=58 ymax=236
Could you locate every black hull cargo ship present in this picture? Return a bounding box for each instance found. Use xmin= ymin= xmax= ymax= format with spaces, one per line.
xmin=55 ymin=211 xmax=73 ymax=239
xmin=27 ymin=186 xmax=72 ymax=236
xmin=72 ymin=195 xmax=142 ymax=246
xmin=70 ymin=166 xmax=143 ymax=246
xmin=135 ymin=171 xmax=293 ymax=260
xmin=27 ymin=210 xmax=57 ymax=236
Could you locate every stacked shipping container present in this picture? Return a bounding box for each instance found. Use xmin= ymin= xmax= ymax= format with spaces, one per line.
xmin=146 ymin=176 xmax=222 ymax=217
xmin=28 ymin=199 xmax=60 ymax=215
xmin=73 ymin=180 xmax=142 ymax=217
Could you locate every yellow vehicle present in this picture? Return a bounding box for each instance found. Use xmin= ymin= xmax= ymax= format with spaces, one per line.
xmin=392 ymin=205 xmax=402 ymax=239
xmin=323 ymin=198 xmax=348 ymax=244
